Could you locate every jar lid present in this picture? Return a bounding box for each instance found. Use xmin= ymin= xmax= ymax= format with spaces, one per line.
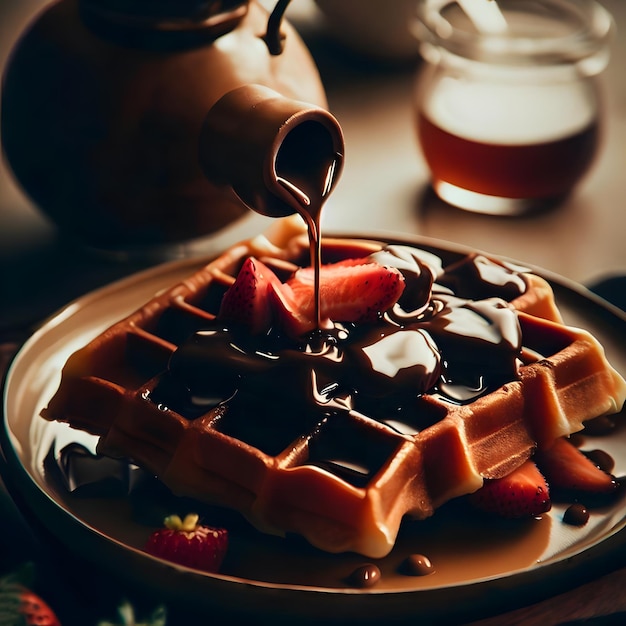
xmin=414 ymin=0 xmax=613 ymax=71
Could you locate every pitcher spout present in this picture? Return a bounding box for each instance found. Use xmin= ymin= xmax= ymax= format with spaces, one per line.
xmin=199 ymin=84 xmax=345 ymax=220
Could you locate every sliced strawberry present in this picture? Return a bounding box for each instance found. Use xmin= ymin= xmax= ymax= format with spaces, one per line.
xmin=273 ymin=260 xmax=405 ymax=336
xmin=535 ymin=437 xmax=618 ymax=496
xmin=144 ymin=513 xmax=228 ymax=574
xmin=218 ymin=257 xmax=281 ymax=334
xmin=470 ymin=460 xmax=551 ymax=519
xmin=287 ymin=261 xmax=405 ymax=322
xmin=267 ymin=280 xmax=318 ymax=338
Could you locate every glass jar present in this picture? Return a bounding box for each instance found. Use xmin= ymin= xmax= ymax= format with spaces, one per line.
xmin=413 ymin=0 xmax=613 ymax=215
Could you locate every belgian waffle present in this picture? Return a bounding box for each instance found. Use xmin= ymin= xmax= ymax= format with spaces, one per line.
xmin=42 ymin=218 xmax=626 ymax=557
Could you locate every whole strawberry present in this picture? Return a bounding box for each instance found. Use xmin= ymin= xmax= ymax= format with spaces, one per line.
xmin=0 ymin=574 xmax=61 ymax=626
xmin=144 ymin=514 xmax=228 ymax=574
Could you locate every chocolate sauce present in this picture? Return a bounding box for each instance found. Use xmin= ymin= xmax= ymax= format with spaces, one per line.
xmin=45 ymin=441 xmax=150 ymax=499
xmin=584 ymin=449 xmax=615 ymax=474
xmin=147 ymin=246 xmax=530 ymax=485
xmin=274 ymin=119 xmax=343 ymax=329
xmin=346 ymin=563 xmax=381 ymax=588
xmin=151 ymin=117 xmax=534 ymax=485
xmin=563 ymin=503 xmax=590 ymax=526
xmin=438 ymin=253 xmax=528 ymax=302
xmin=400 ymin=554 xmax=435 ymax=576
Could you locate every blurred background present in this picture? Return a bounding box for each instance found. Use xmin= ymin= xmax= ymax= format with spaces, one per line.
xmin=1 ymin=0 xmax=625 ymax=337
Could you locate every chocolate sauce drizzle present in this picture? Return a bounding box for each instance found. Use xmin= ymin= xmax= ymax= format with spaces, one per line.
xmin=150 ymin=134 xmax=528 ymax=485
xmin=150 ymin=246 xmax=527 ymax=471
xmin=273 ymin=119 xmax=343 ymax=329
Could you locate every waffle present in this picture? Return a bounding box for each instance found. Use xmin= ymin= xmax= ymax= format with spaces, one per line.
xmin=42 ymin=217 xmax=626 ymax=558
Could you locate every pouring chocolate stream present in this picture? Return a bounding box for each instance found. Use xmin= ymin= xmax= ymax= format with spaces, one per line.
xmin=200 ymin=83 xmax=345 ymax=330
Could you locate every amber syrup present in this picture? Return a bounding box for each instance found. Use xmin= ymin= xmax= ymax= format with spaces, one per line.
xmin=418 ymin=113 xmax=599 ymax=201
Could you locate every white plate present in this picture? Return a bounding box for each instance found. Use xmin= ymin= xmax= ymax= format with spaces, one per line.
xmin=2 ymin=235 xmax=626 ymax=624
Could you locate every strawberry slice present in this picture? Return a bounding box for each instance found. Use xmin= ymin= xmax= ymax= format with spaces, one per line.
xmin=535 ymin=437 xmax=618 ymax=496
xmin=470 ymin=460 xmax=551 ymax=519
xmin=272 ymin=260 xmax=405 ymax=337
xmin=218 ymin=257 xmax=281 ymax=334
xmin=268 ymin=280 xmax=318 ymax=338
xmin=144 ymin=513 xmax=228 ymax=574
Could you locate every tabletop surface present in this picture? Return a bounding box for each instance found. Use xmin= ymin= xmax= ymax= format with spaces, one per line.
xmin=1 ymin=1 xmax=625 ymax=624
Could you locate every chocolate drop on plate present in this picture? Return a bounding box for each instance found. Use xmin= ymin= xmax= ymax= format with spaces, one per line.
xmin=584 ymin=449 xmax=615 ymax=474
xmin=400 ymin=554 xmax=435 ymax=576
xmin=563 ymin=503 xmax=590 ymax=526
xmin=347 ymin=563 xmax=381 ymax=588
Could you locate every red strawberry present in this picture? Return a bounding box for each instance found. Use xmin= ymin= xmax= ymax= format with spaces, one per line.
xmin=272 ymin=260 xmax=405 ymax=337
xmin=268 ymin=280 xmax=318 ymax=338
xmin=218 ymin=257 xmax=282 ymax=334
xmin=470 ymin=460 xmax=551 ymax=519
xmin=0 ymin=578 xmax=61 ymax=626
xmin=144 ymin=514 xmax=228 ymax=574
xmin=535 ymin=437 xmax=618 ymax=496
